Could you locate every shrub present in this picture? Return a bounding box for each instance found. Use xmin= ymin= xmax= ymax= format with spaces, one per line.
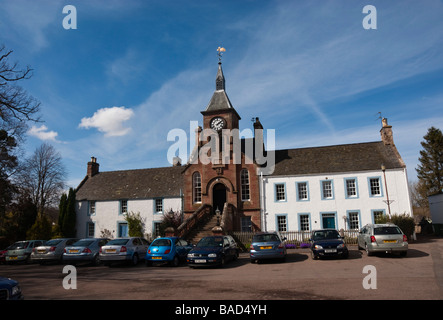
xmin=124 ymin=211 xmax=145 ymax=237
xmin=376 ymin=213 xmax=415 ymax=238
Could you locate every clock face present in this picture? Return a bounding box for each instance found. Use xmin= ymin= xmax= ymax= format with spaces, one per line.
xmin=210 ymin=117 xmax=225 ymax=131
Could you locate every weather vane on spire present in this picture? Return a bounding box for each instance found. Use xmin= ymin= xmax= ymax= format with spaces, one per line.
xmin=217 ymin=46 xmax=226 ymax=63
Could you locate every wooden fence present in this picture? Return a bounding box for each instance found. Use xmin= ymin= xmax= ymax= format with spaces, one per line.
xmin=230 ymin=230 xmax=360 ymax=249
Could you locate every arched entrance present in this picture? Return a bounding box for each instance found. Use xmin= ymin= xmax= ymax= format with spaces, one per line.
xmin=212 ymin=183 xmax=227 ymax=214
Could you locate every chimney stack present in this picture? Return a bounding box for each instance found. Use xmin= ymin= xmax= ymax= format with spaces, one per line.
xmin=87 ymin=157 xmax=99 ymax=177
xmin=380 ymin=118 xmax=394 ymax=145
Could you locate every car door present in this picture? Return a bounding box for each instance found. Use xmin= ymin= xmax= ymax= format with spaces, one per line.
xmin=223 ymin=237 xmax=233 ymax=260
xmin=175 ymin=239 xmax=185 ymax=259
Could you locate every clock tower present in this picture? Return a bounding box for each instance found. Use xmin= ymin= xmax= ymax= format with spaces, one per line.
xmin=182 ymin=60 xmax=262 ymax=233
xmin=201 ymin=61 xmax=241 ymax=132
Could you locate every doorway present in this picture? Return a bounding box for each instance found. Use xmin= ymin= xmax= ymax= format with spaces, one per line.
xmin=212 ymin=183 xmax=227 ymax=214
xmin=321 ymin=213 xmax=336 ymax=229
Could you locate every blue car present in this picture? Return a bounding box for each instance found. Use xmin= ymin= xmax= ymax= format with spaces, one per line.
xmin=250 ymin=232 xmax=287 ymax=263
xmin=187 ymin=235 xmax=239 ymax=268
xmin=145 ymin=237 xmax=194 ymax=267
xmin=0 ymin=277 xmax=23 ymax=300
xmin=310 ymin=229 xmax=349 ymax=260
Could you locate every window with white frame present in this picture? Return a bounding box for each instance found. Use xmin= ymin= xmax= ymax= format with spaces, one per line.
xmin=373 ymin=210 xmax=384 ymax=223
xmin=277 ymin=215 xmax=287 ymax=232
xmin=193 ymin=172 xmax=202 ymax=203
xmin=348 ymin=211 xmax=359 ymax=230
xmin=241 ymin=216 xmax=252 ymax=232
xmin=299 ymin=214 xmax=310 ymax=231
xmin=155 ymin=198 xmax=163 ymax=213
xmin=87 ymin=222 xmax=95 ymax=238
xmin=346 ymin=179 xmax=357 ymax=197
xmin=369 ymin=178 xmax=381 ymax=196
xmin=322 ymin=180 xmax=333 ymax=199
xmin=297 ymin=182 xmax=308 ymax=200
xmin=275 ymin=184 xmax=286 ymax=201
xmin=153 ymin=222 xmax=161 ymax=238
xmin=89 ymin=201 xmax=96 ymax=215
xmin=120 ymin=200 xmax=128 ymax=214
xmin=240 ymin=169 xmax=250 ymax=201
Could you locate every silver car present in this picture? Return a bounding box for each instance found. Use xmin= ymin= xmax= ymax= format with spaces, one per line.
xmin=357 ymin=223 xmax=408 ymax=256
xmin=100 ymin=237 xmax=149 ymax=266
xmin=63 ymin=238 xmax=110 ymax=265
xmin=31 ymin=238 xmax=78 ymax=264
xmin=5 ymin=240 xmax=45 ymax=264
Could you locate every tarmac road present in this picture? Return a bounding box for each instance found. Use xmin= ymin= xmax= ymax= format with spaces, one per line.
xmin=1 ymin=236 xmax=442 ymax=301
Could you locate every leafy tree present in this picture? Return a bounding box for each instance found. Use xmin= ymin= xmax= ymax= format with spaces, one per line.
xmin=58 ymin=192 xmax=67 ymax=235
xmin=62 ymin=188 xmax=76 ymax=237
xmin=0 ymin=129 xmax=18 ymax=234
xmin=26 ymin=212 xmax=52 ymax=240
xmin=416 ymin=127 xmax=443 ymax=196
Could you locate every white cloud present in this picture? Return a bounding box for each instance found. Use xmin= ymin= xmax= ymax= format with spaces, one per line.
xmin=28 ymin=125 xmax=59 ymax=142
xmin=79 ymin=106 xmax=134 ymax=137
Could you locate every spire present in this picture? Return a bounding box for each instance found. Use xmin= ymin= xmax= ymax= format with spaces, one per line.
xmin=216 ymin=47 xmax=226 ymax=91
xmin=216 ymin=62 xmax=225 ymax=91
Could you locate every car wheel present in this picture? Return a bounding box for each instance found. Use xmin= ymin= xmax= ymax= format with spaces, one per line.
xmin=400 ymin=251 xmax=407 ymax=257
xmin=92 ymin=254 xmax=100 ymax=266
xmin=171 ymin=255 xmax=179 ymax=267
xmin=132 ymin=254 xmax=139 ymax=266
xmin=145 ymin=260 xmax=152 ymax=267
xmin=311 ymin=251 xmax=318 ymax=260
xmin=365 ymin=243 xmax=373 ymax=256
xmin=219 ymin=256 xmax=226 ymax=268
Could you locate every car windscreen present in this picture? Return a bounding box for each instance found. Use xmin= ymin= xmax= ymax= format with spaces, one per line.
xmin=151 ymin=239 xmax=171 ymax=247
xmin=106 ymin=239 xmax=129 ymax=246
xmin=374 ymin=227 xmax=402 ymax=235
xmin=312 ymin=230 xmax=340 ymax=241
xmin=73 ymin=240 xmax=94 ymax=247
xmin=196 ymin=237 xmax=223 ymax=247
xmin=10 ymin=241 xmax=29 ymax=249
xmin=252 ymin=234 xmax=280 ymax=242
xmin=45 ymin=239 xmax=63 ymax=246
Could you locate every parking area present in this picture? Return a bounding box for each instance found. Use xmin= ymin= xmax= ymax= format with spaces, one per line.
xmin=1 ymin=237 xmax=443 ymax=301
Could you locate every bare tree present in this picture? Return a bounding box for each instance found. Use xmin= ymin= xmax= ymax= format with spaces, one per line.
xmin=0 ymin=44 xmax=41 ymax=139
xmin=17 ymin=143 xmax=66 ymax=215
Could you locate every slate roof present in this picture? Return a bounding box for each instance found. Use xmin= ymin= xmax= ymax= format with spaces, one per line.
xmin=76 ymin=142 xmax=405 ymax=200
xmin=75 ymin=166 xmax=184 ymax=201
xmin=270 ymin=141 xmax=405 ymax=177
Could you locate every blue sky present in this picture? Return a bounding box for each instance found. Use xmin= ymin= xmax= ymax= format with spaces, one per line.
xmin=1 ymin=0 xmax=442 ymax=189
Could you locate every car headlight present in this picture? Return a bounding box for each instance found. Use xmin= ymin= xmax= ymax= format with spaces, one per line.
xmin=208 ymin=253 xmax=217 ymax=258
xmin=187 ymin=253 xmax=194 ymax=258
xmin=11 ymin=285 xmax=21 ymax=296
xmin=337 ymin=243 xmax=345 ymax=249
xmin=314 ymin=245 xmax=323 ymax=250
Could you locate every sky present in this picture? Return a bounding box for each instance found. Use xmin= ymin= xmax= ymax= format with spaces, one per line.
xmin=1 ymin=0 xmax=442 ymax=189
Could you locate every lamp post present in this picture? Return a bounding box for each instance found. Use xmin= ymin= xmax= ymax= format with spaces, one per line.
xmin=381 ymin=164 xmax=393 ymax=218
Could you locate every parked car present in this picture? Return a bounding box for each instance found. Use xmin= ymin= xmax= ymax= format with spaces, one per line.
xmin=187 ymin=235 xmax=239 ymax=268
xmin=5 ymin=240 xmax=46 ymax=264
xmin=0 ymin=248 xmax=8 ymax=264
xmin=250 ymin=231 xmax=287 ymax=263
xmin=357 ymin=223 xmax=408 ymax=256
xmin=31 ymin=238 xmax=79 ymax=264
xmin=310 ymin=229 xmax=349 ymax=260
xmin=0 ymin=277 xmax=23 ymax=300
xmin=146 ymin=237 xmax=194 ymax=267
xmin=63 ymin=238 xmax=110 ymax=265
xmin=100 ymin=237 xmax=150 ymax=266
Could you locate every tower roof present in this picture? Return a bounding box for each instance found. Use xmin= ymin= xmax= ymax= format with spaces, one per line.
xmin=201 ymin=62 xmax=240 ymax=119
